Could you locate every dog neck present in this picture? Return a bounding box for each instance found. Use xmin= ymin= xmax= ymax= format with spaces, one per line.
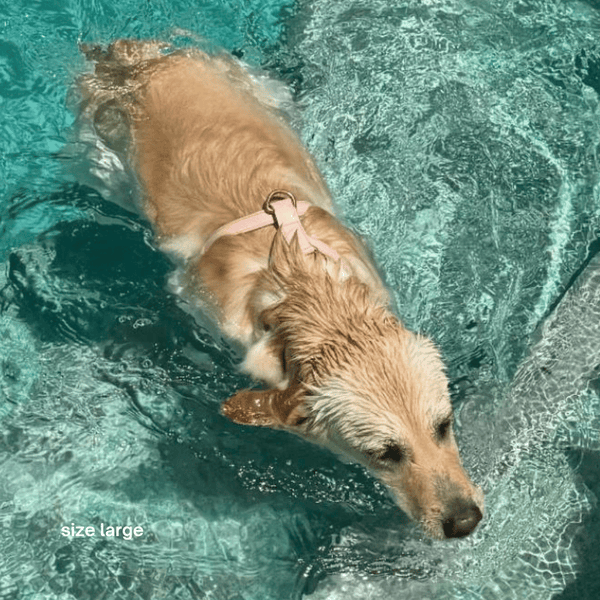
xmin=201 ymin=190 xmax=346 ymax=270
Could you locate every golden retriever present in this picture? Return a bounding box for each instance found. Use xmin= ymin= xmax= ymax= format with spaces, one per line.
xmin=74 ymin=39 xmax=483 ymax=539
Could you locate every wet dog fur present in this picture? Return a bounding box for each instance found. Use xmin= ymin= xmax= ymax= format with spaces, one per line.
xmin=75 ymin=39 xmax=483 ymax=539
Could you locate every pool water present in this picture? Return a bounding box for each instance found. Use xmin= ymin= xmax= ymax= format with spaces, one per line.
xmin=1 ymin=0 xmax=600 ymax=599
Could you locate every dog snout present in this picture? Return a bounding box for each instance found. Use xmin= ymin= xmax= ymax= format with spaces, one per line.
xmin=442 ymin=498 xmax=483 ymax=538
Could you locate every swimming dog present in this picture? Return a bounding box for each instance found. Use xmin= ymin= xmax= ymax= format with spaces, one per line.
xmin=75 ymin=39 xmax=483 ymax=539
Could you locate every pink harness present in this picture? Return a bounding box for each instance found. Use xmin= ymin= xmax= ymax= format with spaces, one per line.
xmin=201 ymin=190 xmax=343 ymax=263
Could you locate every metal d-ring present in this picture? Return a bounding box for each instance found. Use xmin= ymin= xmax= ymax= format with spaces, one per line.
xmin=262 ymin=189 xmax=297 ymax=215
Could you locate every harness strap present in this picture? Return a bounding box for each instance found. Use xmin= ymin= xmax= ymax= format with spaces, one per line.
xmin=200 ymin=190 xmax=342 ymax=263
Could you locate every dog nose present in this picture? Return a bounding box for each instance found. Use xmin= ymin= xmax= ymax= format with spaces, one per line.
xmin=442 ymin=500 xmax=483 ymax=538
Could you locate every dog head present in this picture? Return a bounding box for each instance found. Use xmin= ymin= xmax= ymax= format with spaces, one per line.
xmin=222 ymin=235 xmax=483 ymax=539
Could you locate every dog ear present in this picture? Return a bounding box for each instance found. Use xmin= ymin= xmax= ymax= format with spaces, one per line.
xmin=221 ymin=385 xmax=307 ymax=429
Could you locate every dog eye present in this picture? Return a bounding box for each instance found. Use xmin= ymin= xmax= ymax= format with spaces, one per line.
xmin=436 ymin=417 xmax=453 ymax=441
xmin=381 ymin=444 xmax=404 ymax=462
xmin=368 ymin=443 xmax=404 ymax=463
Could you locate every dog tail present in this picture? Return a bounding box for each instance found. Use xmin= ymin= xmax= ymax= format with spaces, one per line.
xmin=65 ymin=39 xmax=171 ymax=211
xmin=73 ymin=39 xmax=172 ymax=156
xmin=79 ymin=39 xmax=170 ymax=68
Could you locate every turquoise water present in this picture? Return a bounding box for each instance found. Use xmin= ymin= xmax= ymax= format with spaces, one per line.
xmin=1 ymin=0 xmax=600 ymax=599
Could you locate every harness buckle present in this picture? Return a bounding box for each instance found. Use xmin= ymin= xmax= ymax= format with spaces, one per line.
xmin=262 ymin=189 xmax=297 ymax=215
